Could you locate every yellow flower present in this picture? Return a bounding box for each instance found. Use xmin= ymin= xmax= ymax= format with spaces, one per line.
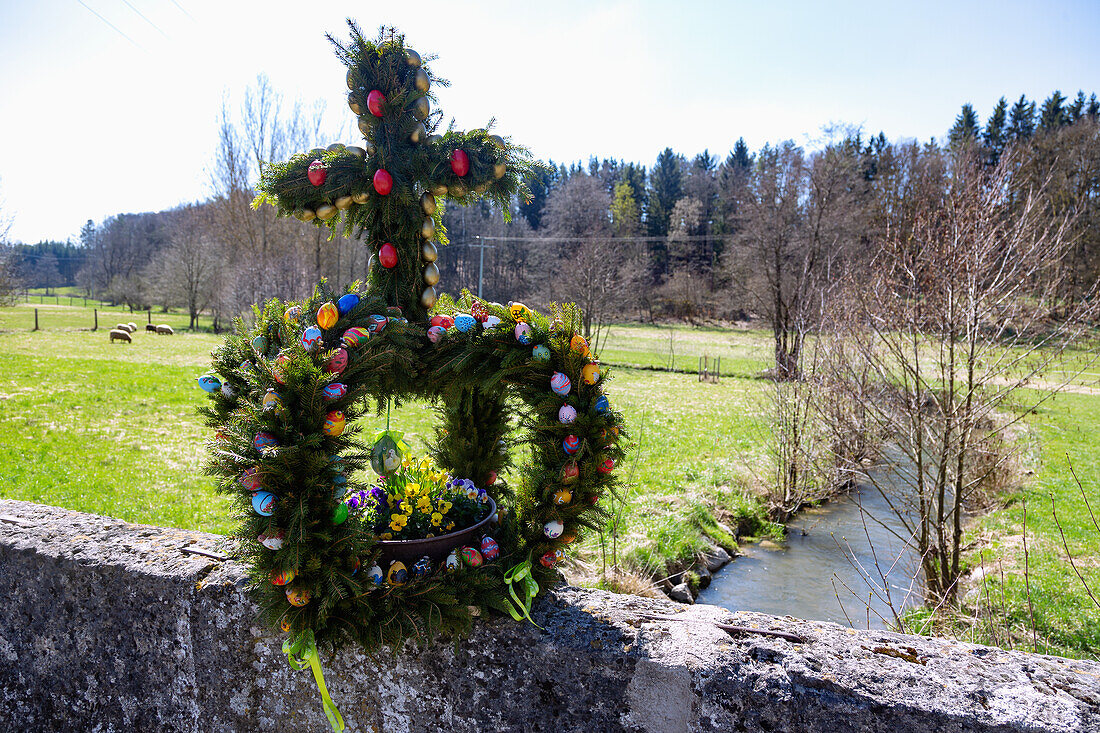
xmin=406 ymin=483 xmax=420 ymax=497
xmin=431 ymin=512 xmax=442 ymax=526
xmin=419 ymin=458 xmax=430 ymax=471
xmin=416 ymin=496 xmax=431 ymax=513
xmin=439 ymin=500 xmax=452 ymax=513
xmin=402 ymin=455 xmax=413 ymax=469
xmin=387 ymin=495 xmax=398 ymax=508
xmin=380 ymin=532 xmax=393 ymax=540
xmin=445 ymin=521 xmax=455 ymax=531
xmin=400 ymin=500 xmax=412 ymax=515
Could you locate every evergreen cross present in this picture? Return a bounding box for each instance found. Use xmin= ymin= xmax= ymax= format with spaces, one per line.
xmin=254 ymin=21 xmax=538 ymax=323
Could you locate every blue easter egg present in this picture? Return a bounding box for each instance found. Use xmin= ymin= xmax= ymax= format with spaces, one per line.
xmin=515 ymin=323 xmax=533 ymax=345
xmin=321 ymin=383 xmax=347 ymax=401
xmin=251 ymin=335 xmax=267 ymax=353
xmin=454 ymin=314 xmax=477 ymax=333
xmin=367 ymin=564 xmax=384 ymax=586
xmin=595 ymin=395 xmax=610 ymax=414
xmin=301 ymin=326 xmax=323 ymax=351
xmin=253 ymin=432 xmax=279 ymax=451
xmin=332 ymin=473 xmax=347 ymax=486
xmin=197 ymin=374 xmax=222 ymax=392
xmin=252 ymin=491 xmax=277 ymax=516
xmin=366 ymin=314 xmax=388 ymax=335
xmin=551 ymin=372 xmax=571 ymax=396
xmin=532 ymin=344 xmax=551 ymax=362
xmin=563 ymin=435 xmax=580 ymax=455
xmin=413 ymin=556 xmax=432 ymax=578
xmin=337 ymin=293 xmax=360 ymax=315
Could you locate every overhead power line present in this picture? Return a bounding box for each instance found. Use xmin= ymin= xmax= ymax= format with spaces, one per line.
xmin=120 ymin=0 xmax=169 ymax=38
xmin=74 ymin=0 xmax=145 ymax=51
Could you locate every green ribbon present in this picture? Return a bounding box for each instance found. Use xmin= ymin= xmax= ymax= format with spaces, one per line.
xmin=283 ymin=630 xmax=345 ymax=732
xmin=503 ymin=558 xmax=542 ymax=628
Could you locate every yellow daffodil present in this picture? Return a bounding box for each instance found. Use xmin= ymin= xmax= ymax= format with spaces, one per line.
xmin=402 ymin=455 xmax=413 ymax=469
xmin=419 ymin=458 xmax=430 ymax=471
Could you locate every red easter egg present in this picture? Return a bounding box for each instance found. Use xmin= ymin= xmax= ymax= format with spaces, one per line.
xmin=373 ymin=169 xmax=393 ymax=195
xmin=326 ymin=348 xmax=349 ymax=374
xmin=598 ymin=458 xmax=615 ymax=474
xmin=450 ymin=149 xmax=470 ymax=177
xmin=307 ymin=160 xmax=327 ymax=187
xmin=367 ymin=89 xmax=386 ymax=117
xmin=379 ymin=243 xmax=398 ymax=269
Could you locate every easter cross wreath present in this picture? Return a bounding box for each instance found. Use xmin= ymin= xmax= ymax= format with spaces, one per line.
xmin=197 ymin=23 xmax=625 ymax=730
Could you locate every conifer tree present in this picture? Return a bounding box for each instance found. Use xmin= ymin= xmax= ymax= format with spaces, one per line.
xmin=1008 ymin=95 xmax=1036 ymax=141
xmin=1088 ymin=93 xmax=1100 ymax=120
xmin=983 ymin=97 xmax=1008 ymax=165
xmin=1067 ymin=90 xmax=1087 ymax=123
xmin=948 ymin=103 xmax=981 ymax=148
xmin=1039 ymin=90 xmax=1068 ymax=131
xmin=645 ymin=147 xmax=685 ymax=279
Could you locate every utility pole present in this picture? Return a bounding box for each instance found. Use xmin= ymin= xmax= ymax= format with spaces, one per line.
xmin=471 ymin=235 xmax=497 ymax=299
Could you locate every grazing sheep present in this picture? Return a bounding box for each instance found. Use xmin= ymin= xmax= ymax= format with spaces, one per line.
xmin=109 ymin=329 xmax=132 ymax=344
xmin=156 ymin=324 xmax=174 ymax=335
xmin=127 ymin=322 xmax=137 ymax=332
xmin=145 ymin=324 xmax=157 ymax=332
xmin=115 ymin=323 xmax=133 ymax=332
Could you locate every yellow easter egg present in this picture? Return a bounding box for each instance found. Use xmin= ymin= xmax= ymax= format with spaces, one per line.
xmin=286 ymin=587 xmax=311 ymax=607
xmin=582 ymin=363 xmax=601 ymax=385
xmin=509 ymin=302 xmax=531 ymax=323
xmin=317 ymin=301 xmax=339 ymax=330
xmin=323 ymin=411 xmax=345 ymax=437
xmin=570 ymin=335 xmax=590 ymax=357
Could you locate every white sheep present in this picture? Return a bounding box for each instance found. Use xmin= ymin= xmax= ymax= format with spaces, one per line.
xmin=109 ymin=329 xmax=132 ymax=344
xmin=156 ymin=324 xmax=175 ymax=335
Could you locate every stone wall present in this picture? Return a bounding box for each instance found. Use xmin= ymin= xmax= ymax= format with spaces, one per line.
xmin=0 ymin=499 xmax=1097 ymax=732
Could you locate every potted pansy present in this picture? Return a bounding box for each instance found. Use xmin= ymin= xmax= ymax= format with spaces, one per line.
xmin=345 ymin=454 xmax=498 ymax=584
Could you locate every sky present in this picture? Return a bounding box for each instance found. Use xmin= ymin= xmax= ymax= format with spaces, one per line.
xmin=0 ymin=0 xmax=1098 ymax=243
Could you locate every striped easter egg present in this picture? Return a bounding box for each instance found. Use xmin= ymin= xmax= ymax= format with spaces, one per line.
xmin=550 ymin=371 xmax=571 ymax=396
xmin=562 ymin=435 xmax=580 ymax=455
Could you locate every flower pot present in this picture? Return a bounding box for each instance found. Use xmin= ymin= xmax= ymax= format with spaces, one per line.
xmin=377 ymin=498 xmax=496 ymax=566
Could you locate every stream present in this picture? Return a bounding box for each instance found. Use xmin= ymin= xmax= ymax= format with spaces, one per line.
xmin=698 ymin=462 xmax=924 ymax=629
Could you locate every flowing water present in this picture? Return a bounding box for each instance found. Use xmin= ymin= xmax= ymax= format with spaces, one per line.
xmin=698 ymin=461 xmax=924 ymax=629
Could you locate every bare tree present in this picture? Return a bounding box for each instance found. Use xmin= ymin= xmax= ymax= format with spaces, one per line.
xmin=146 ymin=205 xmax=222 ymax=330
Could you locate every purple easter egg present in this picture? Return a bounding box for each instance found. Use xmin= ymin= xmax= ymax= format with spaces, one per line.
xmin=550 ymin=371 xmax=571 ymax=396
xmin=558 ymin=404 xmax=577 ymax=424
xmin=427 ymin=325 xmax=446 ymax=343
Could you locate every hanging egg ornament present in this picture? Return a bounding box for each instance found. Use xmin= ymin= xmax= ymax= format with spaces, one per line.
xmin=253 ymin=432 xmax=279 ymax=451
xmin=430 ymin=314 xmax=454 ymax=329
xmin=366 ymin=89 xmax=386 ymax=117
xmin=445 ymin=551 xmax=460 ymax=573
xmin=421 ymin=241 xmax=439 ymax=263
xmin=366 ymin=314 xmax=389 ymax=335
xmin=450 ymin=149 xmax=470 ymax=176
xmin=286 ymin=587 xmax=311 ymax=607
xmin=595 ymin=395 xmax=610 ymax=414
xmin=332 ymin=503 xmax=348 ymax=525
xmin=553 ymin=489 xmax=573 ymax=506
xmin=370 ymin=434 xmax=402 ymax=476
xmin=294 ymin=208 xmax=316 ymax=222
xmin=271 ymin=568 xmax=295 ymax=586
xmin=562 ymin=435 xmax=580 ymax=455
xmin=558 ymin=404 xmax=578 ymax=424
xmin=488 ymin=134 xmax=505 ymax=149
xmin=480 ymin=536 xmax=500 ymax=562
xmin=420 ymin=191 xmax=437 ymax=216
xmin=570 ymin=335 xmax=590 ymax=356
xmin=367 ymin=564 xmax=384 ymax=586
xmin=300 ymin=326 xmax=323 ymax=352
xmin=427 ymin=325 xmax=446 ymax=343
xmin=335 ymin=195 xmax=354 ymax=211
xmin=515 ymin=323 xmax=533 ymax=345
xmin=405 ymin=48 xmax=422 ymax=67
xmin=341 ymin=327 xmax=370 ymax=348
xmin=386 ymin=561 xmax=408 ymax=586
xmin=273 ymin=353 xmax=292 ymax=385
xmin=423 ymin=262 xmax=440 ymax=286
xmin=430 ymin=183 xmax=447 ymax=197
xmin=509 ymin=302 xmax=531 ymax=322
xmin=471 ymin=301 xmax=488 ymax=322
xmin=410 ymin=122 xmax=426 ymax=144
xmin=421 ymin=287 xmax=438 ymax=309
xmin=460 ymin=546 xmax=484 ymax=568
xmin=454 ymin=314 xmax=476 ymax=332
xmin=262 ymin=389 xmax=284 ymax=412
xmin=326 ymin=348 xmax=349 ymax=375
xmin=352 ymin=191 xmax=370 ymax=204
xmin=378 ymin=242 xmax=398 ymax=269
xmin=357 ymin=116 xmax=374 ymax=136
xmin=412 ymin=96 xmax=429 ymax=120
xmin=598 ymin=458 xmax=615 ymax=474
xmin=484 ymin=315 xmax=501 ymax=328
xmin=253 ymin=491 xmax=277 ymax=516
xmin=583 ymin=363 xmax=602 ymax=385
xmin=494 ymin=162 xmax=507 ymax=179
xmin=414 ymin=68 xmax=430 ymax=92
xmin=307 ymin=160 xmax=327 ymax=186
xmin=317 ymin=302 xmax=339 ymax=329
xmin=337 ymin=293 xmax=360 ymax=315
xmin=561 ymin=531 xmax=577 ymax=545
xmin=544 ymin=519 xmax=564 ymax=539
xmin=561 ymin=462 xmax=579 ymax=484
xmin=550 ymin=319 xmax=565 ymax=335
xmin=540 ymin=551 xmax=558 ymax=568
xmin=258 ymin=527 xmax=284 ymax=550
xmin=412 ymin=555 xmax=432 ymax=579
xmin=420 ymin=217 xmax=436 ymax=240
xmin=373 ymin=169 xmax=393 ymax=195
xmin=196 ymin=374 xmax=221 ymax=393
xmin=316 ymin=203 xmax=338 ymax=221
xmin=284 ymin=305 xmax=301 ymax=323
xmin=251 ymin=335 xmax=268 ymax=354
xmin=532 ymin=344 xmax=551 ymax=362
xmin=323 ymin=411 xmax=346 ymax=437
xmin=239 ymin=468 xmax=262 ymax=491
xmin=550 ymin=372 xmax=572 ymax=396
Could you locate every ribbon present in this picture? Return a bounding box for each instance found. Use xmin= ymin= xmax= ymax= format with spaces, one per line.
xmin=502 ymin=558 xmax=542 ymax=628
xmin=369 ymin=427 xmax=410 ymax=457
xmin=283 ymin=630 xmax=345 ymax=732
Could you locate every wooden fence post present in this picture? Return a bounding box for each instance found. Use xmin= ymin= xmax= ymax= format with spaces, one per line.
xmin=34 ymin=309 xmax=39 ymax=331
xmin=93 ymin=309 xmax=98 ymax=331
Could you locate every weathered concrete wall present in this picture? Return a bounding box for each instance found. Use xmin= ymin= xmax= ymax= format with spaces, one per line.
xmin=0 ymin=499 xmax=1097 ymax=732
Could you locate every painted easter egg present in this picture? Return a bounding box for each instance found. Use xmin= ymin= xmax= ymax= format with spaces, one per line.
xmin=562 ymin=435 xmax=580 ymax=455
xmin=460 ymin=546 xmax=484 ymax=568
xmin=532 ymin=344 xmax=551 ymax=362
xmin=286 ymin=587 xmax=311 ymax=607
xmin=301 ymin=326 xmax=323 ymax=351
xmin=561 ymin=462 xmax=579 ymax=484
xmin=484 ymin=315 xmax=501 ymax=329
xmin=570 ymin=335 xmax=590 ymax=356
xmin=558 ymin=404 xmax=577 ymax=424
xmin=239 ymin=468 xmax=262 ymax=491
xmin=342 ymin=327 xmax=370 ymax=348
xmin=220 ymin=383 xmax=236 ymax=399
xmin=197 ymin=374 xmax=221 ymax=393
xmin=553 ymin=489 xmax=572 ymax=506
xmin=262 ymin=389 xmax=284 ymax=412
xmin=480 ymin=535 xmax=500 ymax=561
xmin=551 ymin=372 xmax=571 ymax=396
xmin=321 ymin=383 xmax=347 ymax=401
xmin=326 ymin=348 xmax=349 ymax=375
xmin=412 ymin=555 xmax=432 ymax=579
xmin=370 ymin=435 xmax=401 ymax=476
xmin=598 ymin=458 xmax=615 ymax=474
xmin=367 ymin=564 xmax=384 ymax=586
xmin=323 ymin=411 xmax=345 ymax=437
xmin=280 ymin=619 xmax=291 ymax=633
xmin=595 ymin=395 xmax=610 ymax=414
xmin=253 ymin=432 xmax=279 ymax=451
xmin=582 ymin=363 xmax=601 ymax=385
xmin=471 ymin=301 xmax=488 ymax=323
xmin=544 ymin=519 xmax=564 ymax=539
xmin=484 ymin=472 xmax=497 ymax=488
xmin=253 ymin=491 xmax=278 ymax=516
xmin=386 ymin=561 xmax=408 ymax=585
xmin=307 ymin=159 xmax=327 ymax=186
xmin=273 ymin=353 xmax=291 ymax=385
xmin=430 ymin=314 xmax=454 ymax=329
xmin=561 ymin=531 xmax=577 ymax=545
xmin=445 ymin=551 xmax=460 ymax=573
xmin=258 ymin=527 xmax=284 ymax=550
xmin=509 ymin=302 xmax=532 ymax=322
xmin=427 ymin=325 xmax=446 ymax=343
xmin=316 ymin=301 xmax=339 ymax=329
xmin=271 ymin=567 xmax=295 ymax=585
xmin=373 ymin=169 xmax=393 ymax=196
xmin=337 ymin=293 xmax=360 ymax=315
xmin=366 ymin=314 xmax=388 ymax=335
xmin=379 ymin=242 xmax=398 ymax=268
xmin=454 ymin=314 xmax=476 ymax=332
xmin=350 ymin=557 xmax=360 ymax=575
xmin=539 ymin=550 xmax=559 ymax=568
xmin=284 ymin=305 xmax=301 ymax=323
xmin=515 ymin=323 xmax=533 ymax=345
xmin=332 ymin=503 xmax=348 ymax=525
xmin=332 ymin=473 xmax=347 ymax=488
xmin=550 ymin=319 xmax=565 ymax=335
xmin=251 ymin=335 xmax=268 ymax=353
